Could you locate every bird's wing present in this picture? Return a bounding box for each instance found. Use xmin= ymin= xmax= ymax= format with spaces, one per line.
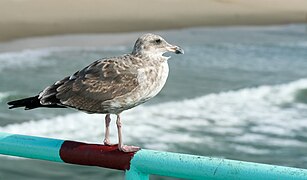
xmin=39 ymin=56 xmax=139 ymax=113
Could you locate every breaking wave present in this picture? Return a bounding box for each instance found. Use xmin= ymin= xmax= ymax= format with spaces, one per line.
xmin=0 ymin=92 xmax=12 ymax=103
xmin=0 ymin=49 xmax=53 ymax=71
xmin=0 ymin=46 xmax=129 ymax=71
xmin=1 ymin=79 xmax=307 ymax=154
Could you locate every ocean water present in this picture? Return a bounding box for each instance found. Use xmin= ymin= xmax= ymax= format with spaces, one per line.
xmin=0 ymin=24 xmax=307 ymax=179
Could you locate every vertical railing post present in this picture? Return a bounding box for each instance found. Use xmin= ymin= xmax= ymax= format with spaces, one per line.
xmin=125 ymin=166 xmax=149 ymax=180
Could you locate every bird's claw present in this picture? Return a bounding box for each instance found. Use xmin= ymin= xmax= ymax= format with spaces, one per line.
xmin=118 ymin=145 xmax=141 ymax=152
xmin=103 ymin=139 xmax=114 ymax=146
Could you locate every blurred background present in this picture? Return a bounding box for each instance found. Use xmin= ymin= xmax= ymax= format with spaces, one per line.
xmin=1 ymin=0 xmax=307 ymax=179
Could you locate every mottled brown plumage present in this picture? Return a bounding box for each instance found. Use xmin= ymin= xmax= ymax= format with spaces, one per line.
xmin=40 ymin=55 xmax=140 ymax=113
xmin=8 ymin=33 xmax=184 ymax=152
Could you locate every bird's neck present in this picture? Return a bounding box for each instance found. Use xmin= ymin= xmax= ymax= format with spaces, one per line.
xmin=131 ymin=52 xmax=170 ymax=63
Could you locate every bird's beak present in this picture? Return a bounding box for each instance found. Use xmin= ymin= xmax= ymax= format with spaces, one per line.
xmin=167 ymin=44 xmax=184 ymax=54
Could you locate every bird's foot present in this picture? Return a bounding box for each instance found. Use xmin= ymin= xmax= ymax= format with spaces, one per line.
xmin=118 ymin=145 xmax=141 ymax=152
xmin=103 ymin=139 xmax=115 ymax=146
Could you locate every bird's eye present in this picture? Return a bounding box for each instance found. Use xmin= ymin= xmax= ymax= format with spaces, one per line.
xmin=155 ymin=39 xmax=161 ymax=44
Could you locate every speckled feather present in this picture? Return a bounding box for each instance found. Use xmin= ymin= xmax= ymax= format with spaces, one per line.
xmin=39 ymin=54 xmax=166 ymax=113
xmin=9 ymin=33 xmax=183 ymax=114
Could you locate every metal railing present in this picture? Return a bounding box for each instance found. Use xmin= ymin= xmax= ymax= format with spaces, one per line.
xmin=0 ymin=132 xmax=307 ymax=180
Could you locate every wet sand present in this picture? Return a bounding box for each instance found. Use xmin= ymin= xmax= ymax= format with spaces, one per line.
xmin=0 ymin=0 xmax=307 ymax=41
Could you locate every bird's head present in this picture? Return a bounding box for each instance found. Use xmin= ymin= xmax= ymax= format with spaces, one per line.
xmin=132 ymin=33 xmax=184 ymax=59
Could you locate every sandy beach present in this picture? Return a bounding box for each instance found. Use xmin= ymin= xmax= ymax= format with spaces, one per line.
xmin=0 ymin=0 xmax=307 ymax=41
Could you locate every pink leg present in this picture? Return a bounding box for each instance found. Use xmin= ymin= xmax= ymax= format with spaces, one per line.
xmin=116 ymin=114 xmax=140 ymax=152
xmin=103 ymin=114 xmax=112 ymax=146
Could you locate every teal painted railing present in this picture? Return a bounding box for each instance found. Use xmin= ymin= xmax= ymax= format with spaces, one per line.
xmin=1 ymin=132 xmax=307 ymax=180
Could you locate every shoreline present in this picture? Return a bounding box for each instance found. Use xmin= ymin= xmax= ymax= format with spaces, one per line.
xmin=1 ymin=0 xmax=307 ymax=42
xmin=0 ymin=24 xmax=305 ymax=54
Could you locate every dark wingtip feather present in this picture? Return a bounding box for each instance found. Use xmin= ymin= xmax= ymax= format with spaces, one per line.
xmin=7 ymin=100 xmax=24 ymax=109
xmin=7 ymin=96 xmax=40 ymax=110
xmin=7 ymin=95 xmax=67 ymax=110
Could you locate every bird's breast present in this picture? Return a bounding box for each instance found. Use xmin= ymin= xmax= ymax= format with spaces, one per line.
xmin=105 ymin=61 xmax=169 ymax=114
xmin=136 ymin=61 xmax=169 ymax=102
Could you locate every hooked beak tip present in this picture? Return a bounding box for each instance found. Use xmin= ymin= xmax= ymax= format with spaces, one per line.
xmin=169 ymin=46 xmax=184 ymax=55
xmin=175 ymin=47 xmax=184 ymax=54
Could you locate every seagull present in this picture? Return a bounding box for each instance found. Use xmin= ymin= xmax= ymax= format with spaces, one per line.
xmin=7 ymin=33 xmax=184 ymax=152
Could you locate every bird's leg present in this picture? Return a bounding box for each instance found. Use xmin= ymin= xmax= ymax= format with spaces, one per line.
xmin=103 ymin=114 xmax=112 ymax=146
xmin=116 ymin=114 xmax=140 ymax=152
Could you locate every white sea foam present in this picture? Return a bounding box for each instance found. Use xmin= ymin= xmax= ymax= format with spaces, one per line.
xmin=278 ymin=41 xmax=307 ymax=48
xmin=0 ymin=46 xmax=129 ymax=71
xmin=0 ymin=92 xmax=11 ymax=102
xmin=0 ymin=49 xmax=53 ymax=71
xmin=1 ymin=79 xmax=307 ymax=154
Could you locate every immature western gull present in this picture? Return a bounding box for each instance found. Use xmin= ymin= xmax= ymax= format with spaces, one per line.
xmin=7 ymin=33 xmax=184 ymax=152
